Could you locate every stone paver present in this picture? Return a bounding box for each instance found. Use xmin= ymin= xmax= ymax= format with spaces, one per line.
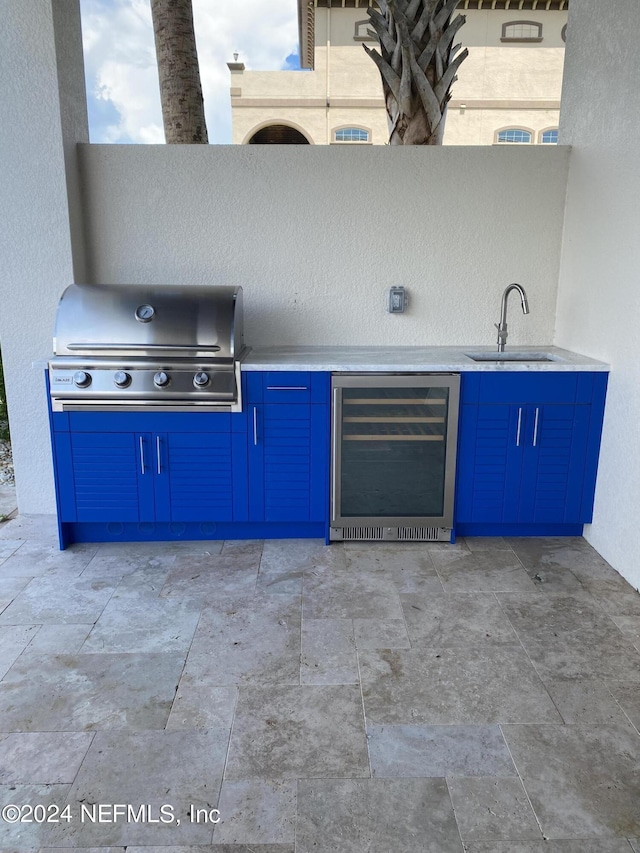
xmin=0 ymin=522 xmax=638 ymax=850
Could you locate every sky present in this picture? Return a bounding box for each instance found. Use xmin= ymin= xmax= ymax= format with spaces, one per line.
xmin=79 ymin=0 xmax=301 ymax=144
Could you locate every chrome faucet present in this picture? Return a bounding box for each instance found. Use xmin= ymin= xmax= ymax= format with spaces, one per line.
xmin=495 ymin=283 xmax=529 ymax=351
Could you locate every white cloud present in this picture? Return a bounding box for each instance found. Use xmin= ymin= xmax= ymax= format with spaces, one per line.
xmin=80 ymin=0 xmax=299 ymax=144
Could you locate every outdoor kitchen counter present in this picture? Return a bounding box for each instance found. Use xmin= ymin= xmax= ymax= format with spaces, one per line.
xmin=241 ymin=345 xmax=609 ymax=372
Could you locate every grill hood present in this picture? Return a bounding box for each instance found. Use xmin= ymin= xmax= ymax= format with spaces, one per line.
xmin=49 ymin=283 xmax=246 ymax=413
xmin=53 ymin=283 xmax=243 ymax=360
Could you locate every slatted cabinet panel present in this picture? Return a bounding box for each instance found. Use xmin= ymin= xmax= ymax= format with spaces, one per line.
xmin=456 ymin=405 xmax=523 ymax=523
xmin=263 ymin=405 xmax=312 ymax=520
xmin=456 ymin=372 xmax=608 ymax=534
xmin=246 ymin=372 xmax=331 ymax=525
xmin=162 ymin=432 xmax=234 ymax=522
xmin=58 ymin=432 xmax=155 ymax=522
xmin=520 ymin=405 xmax=591 ymax=523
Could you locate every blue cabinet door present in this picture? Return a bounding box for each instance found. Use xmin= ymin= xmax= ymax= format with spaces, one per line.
xmin=456 ymin=404 xmax=523 ymax=524
xmin=156 ymin=432 xmax=237 ymax=523
xmin=457 ymin=403 xmax=591 ymax=525
xmin=57 ymin=431 xmax=155 ymax=523
xmin=519 ymin=404 xmax=591 ymax=524
xmin=248 ymin=403 xmax=330 ymax=523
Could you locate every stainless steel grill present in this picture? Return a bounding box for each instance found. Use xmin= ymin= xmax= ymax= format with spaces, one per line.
xmin=48 ymin=283 xmax=246 ymax=412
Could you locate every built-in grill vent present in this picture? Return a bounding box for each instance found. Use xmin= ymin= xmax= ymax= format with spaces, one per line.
xmin=334 ymin=526 xmax=450 ymax=542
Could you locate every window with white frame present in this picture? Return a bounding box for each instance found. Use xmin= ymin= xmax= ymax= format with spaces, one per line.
xmin=501 ymin=21 xmax=543 ymax=42
xmin=333 ymin=127 xmax=370 ymax=143
xmin=496 ymin=128 xmax=532 ymax=144
xmin=540 ymin=129 xmax=559 ymax=144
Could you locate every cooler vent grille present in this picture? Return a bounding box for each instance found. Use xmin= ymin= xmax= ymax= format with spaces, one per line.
xmin=342 ymin=526 xmax=385 ymax=540
xmin=335 ymin=526 xmax=451 ymax=542
xmin=398 ymin=526 xmax=444 ymax=541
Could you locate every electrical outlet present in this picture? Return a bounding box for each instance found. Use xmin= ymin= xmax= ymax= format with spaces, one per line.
xmin=389 ymin=286 xmax=407 ymax=313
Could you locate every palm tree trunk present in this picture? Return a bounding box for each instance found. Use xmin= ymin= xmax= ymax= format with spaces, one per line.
xmin=150 ymin=0 xmax=208 ymax=144
xmin=365 ymin=0 xmax=468 ymax=145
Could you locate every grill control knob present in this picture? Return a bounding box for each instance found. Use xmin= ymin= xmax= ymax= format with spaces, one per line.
xmin=73 ymin=370 xmax=91 ymax=388
xmin=193 ymin=371 xmax=210 ymax=388
xmin=153 ymin=371 xmax=170 ymax=388
xmin=113 ymin=371 xmax=131 ymax=388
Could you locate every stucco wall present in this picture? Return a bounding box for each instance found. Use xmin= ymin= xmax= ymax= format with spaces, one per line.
xmin=555 ymin=0 xmax=640 ymax=588
xmin=81 ymin=143 xmax=569 ymax=350
xmin=0 ymin=0 xmax=88 ymax=515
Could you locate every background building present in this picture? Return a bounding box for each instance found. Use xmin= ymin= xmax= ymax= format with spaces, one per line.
xmin=229 ymin=0 xmax=568 ymax=145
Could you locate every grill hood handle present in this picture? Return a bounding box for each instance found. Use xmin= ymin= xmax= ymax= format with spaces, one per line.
xmin=65 ymin=343 xmax=221 ymax=352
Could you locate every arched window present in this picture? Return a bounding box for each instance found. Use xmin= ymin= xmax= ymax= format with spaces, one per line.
xmin=540 ymin=128 xmax=559 ymax=144
xmin=501 ymin=21 xmax=543 ymax=42
xmin=333 ymin=127 xmax=370 ymax=144
xmin=247 ymin=125 xmax=310 ymax=144
xmin=496 ymin=128 xmax=532 ymax=144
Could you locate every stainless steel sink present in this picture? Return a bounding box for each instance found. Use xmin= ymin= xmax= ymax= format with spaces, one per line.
xmin=465 ymin=351 xmax=560 ymax=363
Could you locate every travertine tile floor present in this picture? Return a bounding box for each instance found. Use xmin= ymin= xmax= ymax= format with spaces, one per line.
xmin=1 ymin=517 xmax=640 ymax=851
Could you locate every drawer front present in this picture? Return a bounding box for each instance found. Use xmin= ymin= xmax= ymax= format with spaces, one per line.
xmin=463 ymin=372 xmax=579 ymax=405
xmin=244 ymin=371 xmax=331 ymax=404
xmin=263 ymin=371 xmax=312 ymax=403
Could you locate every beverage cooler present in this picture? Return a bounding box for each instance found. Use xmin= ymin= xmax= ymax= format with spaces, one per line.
xmin=330 ymin=373 xmax=460 ymax=542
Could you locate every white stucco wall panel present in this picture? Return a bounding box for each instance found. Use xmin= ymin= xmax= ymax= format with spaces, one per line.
xmin=445 ymin=109 xmax=560 ymax=146
xmin=237 ymin=69 xmax=325 ymax=99
xmin=0 ymin=0 xmax=88 ymax=514
xmin=556 ymin=0 xmax=640 ymax=587
xmin=81 ymin=144 xmax=568 ymax=350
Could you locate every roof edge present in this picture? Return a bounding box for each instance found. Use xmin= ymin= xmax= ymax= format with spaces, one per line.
xmin=298 ymin=1 xmax=315 ymax=70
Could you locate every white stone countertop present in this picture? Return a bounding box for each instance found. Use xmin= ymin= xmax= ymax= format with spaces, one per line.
xmin=241 ymin=345 xmax=609 ymax=372
xmin=34 ymin=346 xmax=610 ymax=373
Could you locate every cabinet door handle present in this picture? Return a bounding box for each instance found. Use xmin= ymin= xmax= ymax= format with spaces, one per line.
xmin=266 ymin=386 xmax=308 ymax=391
xmin=516 ymin=407 xmax=523 ymax=447
xmin=156 ymin=435 xmax=161 ymax=474
xmin=139 ymin=436 xmax=145 ymax=474
xmin=533 ymin=407 xmax=540 ymax=447
xmin=253 ymin=407 xmax=258 ymax=446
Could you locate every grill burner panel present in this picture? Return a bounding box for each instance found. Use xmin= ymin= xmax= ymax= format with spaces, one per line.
xmin=49 ymin=284 xmax=245 ymax=413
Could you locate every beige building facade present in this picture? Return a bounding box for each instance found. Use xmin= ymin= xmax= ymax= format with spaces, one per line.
xmin=229 ymin=0 xmax=567 ymax=145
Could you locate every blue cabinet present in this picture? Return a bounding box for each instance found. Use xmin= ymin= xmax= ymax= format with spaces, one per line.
xmin=245 ymin=371 xmax=331 ymax=525
xmin=55 ymin=430 xmax=245 ymax=525
xmin=51 ymin=410 xmax=249 ymax=547
xmin=455 ymin=371 xmax=608 ymax=536
xmin=49 ymin=373 xmax=332 ymax=548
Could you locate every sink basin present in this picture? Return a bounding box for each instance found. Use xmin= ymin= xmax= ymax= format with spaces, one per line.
xmin=465 ymin=351 xmax=560 ymax=363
